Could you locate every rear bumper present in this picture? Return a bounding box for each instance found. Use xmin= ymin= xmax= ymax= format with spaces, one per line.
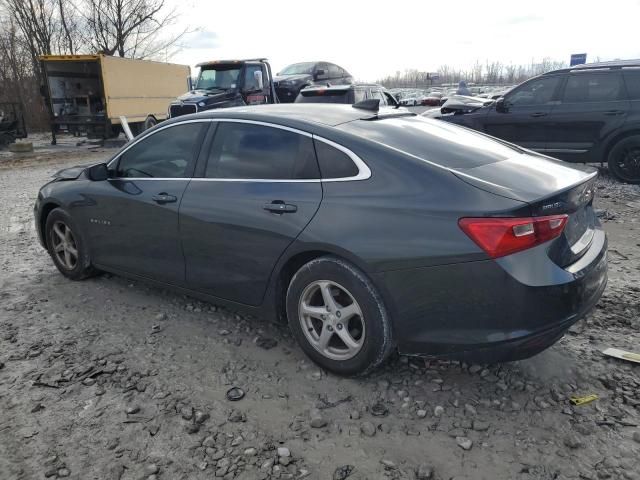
xmin=379 ymin=228 xmax=608 ymax=362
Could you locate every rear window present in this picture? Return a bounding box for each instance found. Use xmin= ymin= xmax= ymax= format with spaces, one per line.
xmin=623 ymin=70 xmax=640 ymax=99
xmin=341 ymin=116 xmax=523 ymax=169
xmin=295 ymin=89 xmax=349 ymax=104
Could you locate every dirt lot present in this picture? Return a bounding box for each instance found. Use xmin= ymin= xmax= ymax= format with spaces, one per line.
xmin=1 ymin=142 xmax=639 ymax=480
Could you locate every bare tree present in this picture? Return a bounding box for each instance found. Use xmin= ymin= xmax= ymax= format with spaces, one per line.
xmin=377 ymin=58 xmax=568 ymax=89
xmin=83 ymin=0 xmax=188 ymax=59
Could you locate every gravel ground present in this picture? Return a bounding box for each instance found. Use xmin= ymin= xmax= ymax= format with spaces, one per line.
xmin=0 ymin=143 xmax=639 ymax=480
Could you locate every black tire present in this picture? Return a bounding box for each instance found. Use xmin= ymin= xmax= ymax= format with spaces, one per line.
xmin=143 ymin=116 xmax=157 ymax=131
xmin=607 ymin=135 xmax=640 ymax=184
xmin=45 ymin=208 xmax=96 ymax=280
xmin=286 ymin=256 xmax=393 ymax=376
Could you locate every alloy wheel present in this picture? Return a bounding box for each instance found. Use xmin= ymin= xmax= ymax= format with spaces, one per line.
xmin=51 ymin=221 xmax=78 ymax=270
xmin=298 ymin=280 xmax=365 ymax=361
xmin=617 ymin=146 xmax=640 ymax=182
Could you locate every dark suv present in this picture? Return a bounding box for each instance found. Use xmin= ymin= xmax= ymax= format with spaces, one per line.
xmin=295 ymin=84 xmax=399 ymax=107
xmin=274 ymin=61 xmax=353 ymax=103
xmin=437 ymin=60 xmax=640 ymax=183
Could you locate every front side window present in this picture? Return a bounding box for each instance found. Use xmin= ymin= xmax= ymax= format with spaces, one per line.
xmin=507 ymin=76 xmax=561 ymax=106
xmin=206 ymin=122 xmax=319 ymax=180
xmin=243 ymin=65 xmax=263 ymax=92
xmin=314 ymin=139 xmax=359 ymax=178
xmin=116 ymin=123 xmax=205 ymax=178
xmin=563 ymin=73 xmax=624 ymax=103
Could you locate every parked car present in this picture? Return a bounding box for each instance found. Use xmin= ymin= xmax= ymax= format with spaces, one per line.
xmin=436 ymin=60 xmax=640 ymax=183
xmin=399 ymin=96 xmax=419 ymax=106
xmin=422 ymin=95 xmax=495 ymax=117
xmin=34 ymin=104 xmax=607 ymax=375
xmin=421 ymin=91 xmax=443 ymax=106
xmin=168 ymin=59 xmax=277 ymax=119
xmin=295 ymin=84 xmax=399 ymax=107
xmin=274 ymin=61 xmax=353 ymax=103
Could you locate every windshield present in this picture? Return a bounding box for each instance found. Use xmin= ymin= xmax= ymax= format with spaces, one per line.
xmin=196 ymin=66 xmax=241 ymax=90
xmin=280 ymin=62 xmax=315 ymax=75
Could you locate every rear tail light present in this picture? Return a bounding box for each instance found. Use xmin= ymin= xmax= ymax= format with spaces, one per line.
xmin=458 ymin=215 xmax=568 ymax=259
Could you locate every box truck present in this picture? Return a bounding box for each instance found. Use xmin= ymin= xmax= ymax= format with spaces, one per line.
xmin=40 ymin=54 xmax=190 ymax=143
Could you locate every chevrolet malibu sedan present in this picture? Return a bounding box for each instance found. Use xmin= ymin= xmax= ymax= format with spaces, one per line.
xmin=34 ymin=104 xmax=608 ymax=376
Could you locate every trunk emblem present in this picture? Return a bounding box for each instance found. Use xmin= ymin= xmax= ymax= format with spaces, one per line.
xmin=542 ymin=201 xmax=563 ymax=211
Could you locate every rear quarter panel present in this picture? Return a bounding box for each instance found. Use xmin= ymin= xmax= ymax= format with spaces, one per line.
xmin=296 ymin=134 xmax=526 ymax=290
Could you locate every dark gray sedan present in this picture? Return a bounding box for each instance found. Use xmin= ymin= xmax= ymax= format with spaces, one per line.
xmin=34 ymin=104 xmax=607 ymax=375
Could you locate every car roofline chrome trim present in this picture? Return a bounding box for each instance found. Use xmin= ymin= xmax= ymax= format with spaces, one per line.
xmin=106 ymin=117 xmax=371 ymax=183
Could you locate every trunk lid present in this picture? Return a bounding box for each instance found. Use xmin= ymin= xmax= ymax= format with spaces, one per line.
xmin=453 ymin=153 xmax=598 ymax=267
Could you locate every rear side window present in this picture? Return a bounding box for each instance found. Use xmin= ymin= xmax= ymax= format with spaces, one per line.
xmin=206 ymin=122 xmax=319 ymax=179
xmin=116 ymin=123 xmax=205 ymax=178
xmin=562 ymin=73 xmax=624 ymax=103
xmin=623 ymin=70 xmax=640 ymax=99
xmin=314 ymin=140 xmax=359 ymax=178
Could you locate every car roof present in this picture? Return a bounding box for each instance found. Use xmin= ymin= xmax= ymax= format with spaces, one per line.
xmin=545 ymin=59 xmax=640 ymax=74
xmin=165 ymin=104 xmax=404 ymax=129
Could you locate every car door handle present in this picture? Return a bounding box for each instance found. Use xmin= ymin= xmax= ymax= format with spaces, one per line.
xmin=152 ymin=193 xmax=177 ymax=204
xmin=263 ymin=202 xmax=297 ymax=214
xmin=530 ymin=112 xmax=548 ymax=117
xmin=604 ymin=110 xmax=625 ymax=116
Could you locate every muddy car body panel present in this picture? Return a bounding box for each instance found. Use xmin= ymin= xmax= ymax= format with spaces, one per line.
xmin=34 ymin=105 xmax=608 ymax=363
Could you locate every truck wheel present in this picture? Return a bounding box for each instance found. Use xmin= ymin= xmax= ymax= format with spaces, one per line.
xmin=143 ymin=116 xmax=157 ymax=131
xmin=608 ymin=135 xmax=640 ymax=184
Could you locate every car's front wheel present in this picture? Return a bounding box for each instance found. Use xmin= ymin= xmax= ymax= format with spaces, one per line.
xmin=286 ymin=256 xmax=393 ymax=376
xmin=608 ymin=135 xmax=640 ymax=184
xmin=45 ymin=208 xmax=96 ymax=280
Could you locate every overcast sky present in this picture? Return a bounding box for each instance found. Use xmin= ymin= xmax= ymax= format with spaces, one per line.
xmin=170 ymin=0 xmax=640 ymax=81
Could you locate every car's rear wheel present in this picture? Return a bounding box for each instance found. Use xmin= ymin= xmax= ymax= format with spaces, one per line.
xmin=45 ymin=208 xmax=96 ymax=280
xmin=286 ymin=256 xmax=393 ymax=376
xmin=608 ymin=135 xmax=640 ymax=184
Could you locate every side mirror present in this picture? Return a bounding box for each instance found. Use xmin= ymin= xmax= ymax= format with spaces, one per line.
xmin=187 ymin=76 xmax=194 ymax=91
xmin=495 ymin=97 xmax=509 ymax=113
xmin=86 ymin=163 xmax=109 ymax=181
xmin=39 ymin=85 xmax=49 ymax=97
xmin=254 ymin=70 xmax=264 ymax=90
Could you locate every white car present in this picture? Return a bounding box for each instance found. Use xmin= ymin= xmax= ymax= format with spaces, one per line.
xmin=399 ymin=97 xmax=419 ymax=106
